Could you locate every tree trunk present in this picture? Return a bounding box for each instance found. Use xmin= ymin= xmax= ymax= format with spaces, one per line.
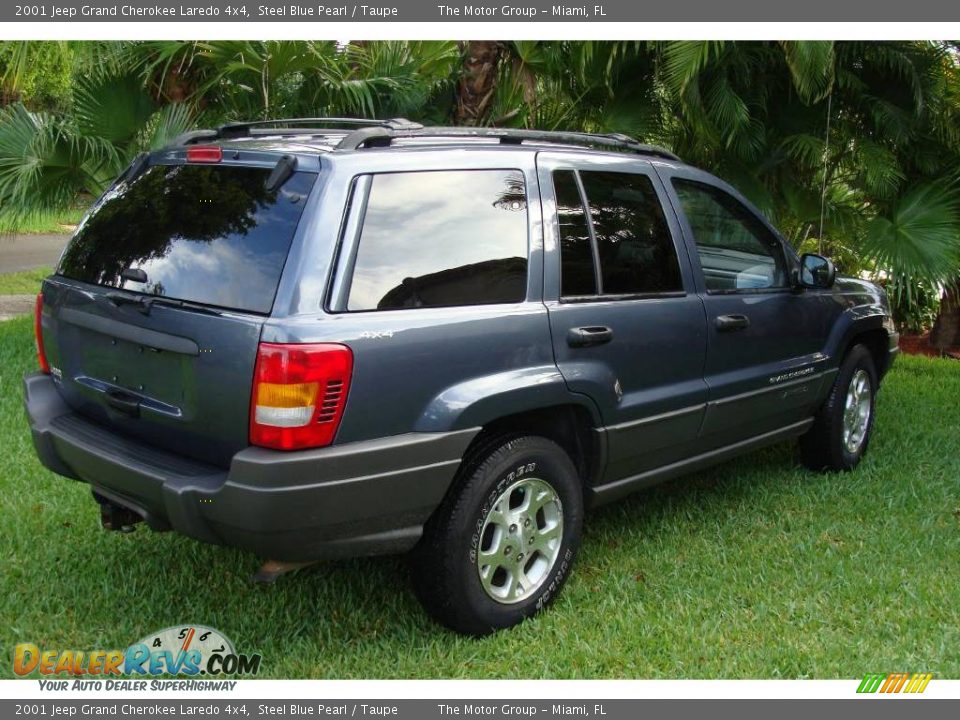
xmin=930 ymin=281 xmax=960 ymax=351
xmin=455 ymin=41 xmax=504 ymax=126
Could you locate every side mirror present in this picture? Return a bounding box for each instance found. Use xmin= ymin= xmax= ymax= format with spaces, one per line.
xmin=798 ymin=253 xmax=836 ymax=289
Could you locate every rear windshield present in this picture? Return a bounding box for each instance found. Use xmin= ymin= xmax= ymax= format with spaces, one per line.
xmin=58 ymin=163 xmax=317 ymax=314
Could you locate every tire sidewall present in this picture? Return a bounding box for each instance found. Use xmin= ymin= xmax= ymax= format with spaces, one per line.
xmin=833 ymin=347 xmax=878 ymax=468
xmin=451 ymin=438 xmax=583 ymax=631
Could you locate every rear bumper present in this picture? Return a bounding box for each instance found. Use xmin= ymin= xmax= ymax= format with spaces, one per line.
xmin=24 ymin=373 xmax=478 ymax=561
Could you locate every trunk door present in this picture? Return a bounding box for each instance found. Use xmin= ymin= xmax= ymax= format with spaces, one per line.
xmin=43 ymin=160 xmax=317 ymax=467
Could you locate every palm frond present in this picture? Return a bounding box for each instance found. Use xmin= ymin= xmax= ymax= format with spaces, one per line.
xmin=862 ymin=182 xmax=960 ymax=288
xmin=143 ymin=102 xmax=197 ymax=150
xmin=0 ymin=104 xmax=115 ymax=229
xmin=854 ymin=140 xmax=905 ymax=199
xmin=779 ymin=41 xmax=835 ymax=103
xmin=74 ymin=71 xmax=156 ymax=149
xmin=661 ymin=41 xmax=726 ymax=95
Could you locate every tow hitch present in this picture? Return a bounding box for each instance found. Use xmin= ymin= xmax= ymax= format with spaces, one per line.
xmin=93 ymin=492 xmax=142 ymax=533
xmin=251 ymin=559 xmax=316 ymax=584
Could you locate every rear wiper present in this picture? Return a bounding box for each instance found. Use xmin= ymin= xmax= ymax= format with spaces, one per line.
xmin=149 ymin=296 xmax=223 ymax=316
xmin=104 ymin=291 xmax=150 ymax=311
xmin=103 ymin=291 xmax=221 ymax=316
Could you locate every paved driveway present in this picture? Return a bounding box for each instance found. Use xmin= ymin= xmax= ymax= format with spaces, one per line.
xmin=0 ymin=233 xmax=71 ymax=320
xmin=0 ymin=233 xmax=70 ymax=272
xmin=0 ymin=294 xmax=35 ymax=321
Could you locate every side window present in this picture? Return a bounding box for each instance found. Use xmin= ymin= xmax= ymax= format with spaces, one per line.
xmin=552 ymin=169 xmax=683 ymax=298
xmin=672 ymin=179 xmax=787 ymax=292
xmin=554 ymin=170 xmax=596 ymax=296
xmin=580 ymin=171 xmax=682 ymax=295
xmin=347 ymin=170 xmax=528 ymax=311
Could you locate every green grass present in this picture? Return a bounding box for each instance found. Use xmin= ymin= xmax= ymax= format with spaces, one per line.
xmin=5 ymin=207 xmax=85 ymax=235
xmin=2 ymin=315 xmax=958 ymax=678
xmin=0 ymin=267 xmax=51 ymax=296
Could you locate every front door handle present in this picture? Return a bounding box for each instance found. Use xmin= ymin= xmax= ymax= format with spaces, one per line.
xmin=567 ymin=326 xmax=614 ymax=348
xmin=715 ymin=314 xmax=751 ymax=332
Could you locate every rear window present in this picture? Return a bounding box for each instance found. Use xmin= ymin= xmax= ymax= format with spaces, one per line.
xmin=346 ymin=169 xmax=529 ymax=312
xmin=57 ymin=163 xmax=316 ymax=314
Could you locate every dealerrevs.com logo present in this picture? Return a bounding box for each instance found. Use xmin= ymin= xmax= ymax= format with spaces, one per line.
xmin=14 ymin=625 xmax=261 ymax=686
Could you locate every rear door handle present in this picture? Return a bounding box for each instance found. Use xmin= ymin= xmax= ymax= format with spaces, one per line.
xmin=715 ymin=314 xmax=751 ymax=332
xmin=567 ymin=326 xmax=614 ymax=348
xmin=105 ymin=390 xmax=141 ymax=418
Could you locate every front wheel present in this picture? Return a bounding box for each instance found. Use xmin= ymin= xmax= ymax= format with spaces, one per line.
xmin=411 ymin=435 xmax=584 ymax=635
xmin=801 ymin=344 xmax=878 ymax=471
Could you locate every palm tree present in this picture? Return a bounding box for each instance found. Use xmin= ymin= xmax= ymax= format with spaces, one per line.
xmin=0 ymin=61 xmax=194 ymax=230
xmin=931 ymin=285 xmax=960 ymax=350
xmin=654 ymin=41 xmax=960 ymax=326
xmin=1 ymin=39 xmax=958 ymax=338
xmin=0 ymin=40 xmax=461 ymax=229
xmin=126 ymin=40 xmax=460 ymax=121
xmin=454 ymin=41 xmax=504 ymax=126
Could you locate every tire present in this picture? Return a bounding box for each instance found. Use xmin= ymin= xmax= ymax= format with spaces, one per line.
xmin=800 ymin=344 xmax=878 ymax=472
xmin=412 ymin=434 xmax=584 ymax=635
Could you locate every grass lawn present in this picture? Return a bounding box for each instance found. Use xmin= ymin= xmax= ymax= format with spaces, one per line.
xmin=2 ymin=314 xmax=958 ymax=679
xmin=0 ymin=267 xmax=51 ymax=296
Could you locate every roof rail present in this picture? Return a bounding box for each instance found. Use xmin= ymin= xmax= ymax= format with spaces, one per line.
xmin=335 ymin=125 xmax=680 ymax=161
xmin=171 ymin=117 xmax=423 ymax=146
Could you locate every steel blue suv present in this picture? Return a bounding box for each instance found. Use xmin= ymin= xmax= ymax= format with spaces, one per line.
xmin=24 ymin=118 xmax=899 ymax=634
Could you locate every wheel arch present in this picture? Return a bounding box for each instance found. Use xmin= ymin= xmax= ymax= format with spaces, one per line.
xmin=462 ymin=404 xmax=604 ymax=491
xmin=824 ymin=306 xmax=898 ymax=383
xmin=844 ymin=328 xmax=890 ymax=380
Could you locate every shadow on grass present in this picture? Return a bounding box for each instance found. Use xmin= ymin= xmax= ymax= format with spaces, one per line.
xmin=40 ymin=438 xmax=807 ymax=653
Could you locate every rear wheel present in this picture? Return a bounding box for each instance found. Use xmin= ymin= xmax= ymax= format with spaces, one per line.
xmin=412 ymin=435 xmax=583 ymax=635
xmin=801 ymin=344 xmax=877 ymax=471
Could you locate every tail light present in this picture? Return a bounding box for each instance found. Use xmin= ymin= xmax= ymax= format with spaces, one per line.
xmin=250 ymin=343 xmax=352 ymax=450
xmin=34 ymin=293 xmax=50 ymax=374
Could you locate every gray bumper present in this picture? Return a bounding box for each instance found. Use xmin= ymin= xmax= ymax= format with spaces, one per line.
xmin=24 ymin=372 xmax=477 ymax=561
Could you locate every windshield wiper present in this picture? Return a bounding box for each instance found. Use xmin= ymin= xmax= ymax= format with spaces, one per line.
xmin=104 ymin=291 xmax=150 ymax=311
xmin=103 ymin=291 xmax=222 ymax=316
xmin=149 ymin=296 xmax=223 ymax=316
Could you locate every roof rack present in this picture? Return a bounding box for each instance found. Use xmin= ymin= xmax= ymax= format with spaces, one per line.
xmin=336 ymin=125 xmax=680 ymax=161
xmin=171 ymin=117 xmax=422 ymax=146
xmin=168 ymin=117 xmax=680 ymax=161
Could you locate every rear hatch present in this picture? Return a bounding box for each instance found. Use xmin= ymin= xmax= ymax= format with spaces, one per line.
xmin=41 ymin=157 xmax=317 ymax=467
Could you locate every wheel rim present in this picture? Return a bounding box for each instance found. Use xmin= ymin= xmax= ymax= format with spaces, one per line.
xmin=476 ymin=477 xmax=564 ymax=604
xmin=842 ymin=369 xmax=872 ymax=455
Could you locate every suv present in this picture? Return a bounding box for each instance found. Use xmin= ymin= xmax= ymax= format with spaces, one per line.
xmin=24 ymin=118 xmax=899 ymax=635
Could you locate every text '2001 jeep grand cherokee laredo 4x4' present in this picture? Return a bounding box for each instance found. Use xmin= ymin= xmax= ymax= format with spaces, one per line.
xmin=24 ymin=118 xmax=899 ymax=635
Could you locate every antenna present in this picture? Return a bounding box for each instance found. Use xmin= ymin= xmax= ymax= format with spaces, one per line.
xmin=818 ymin=92 xmax=833 ymax=255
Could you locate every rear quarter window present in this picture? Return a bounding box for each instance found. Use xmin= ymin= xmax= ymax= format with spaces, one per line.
xmin=345 ymin=169 xmax=529 ymax=312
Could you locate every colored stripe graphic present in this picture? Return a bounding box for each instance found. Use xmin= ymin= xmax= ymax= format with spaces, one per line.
xmin=857 ymin=674 xmax=886 ymax=693
xmin=858 ymin=672 xmax=932 ymax=694
xmin=905 ymin=673 xmax=933 ymax=693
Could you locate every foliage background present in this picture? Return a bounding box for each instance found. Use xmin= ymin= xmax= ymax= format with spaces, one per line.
xmin=1 ymin=40 xmax=959 ymax=336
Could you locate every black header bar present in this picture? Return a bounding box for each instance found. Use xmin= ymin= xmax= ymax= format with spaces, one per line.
xmin=5 ymin=0 xmax=960 ymax=22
